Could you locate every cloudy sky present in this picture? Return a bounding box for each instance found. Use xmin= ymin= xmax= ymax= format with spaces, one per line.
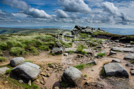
xmin=0 ymin=0 xmax=134 ymax=28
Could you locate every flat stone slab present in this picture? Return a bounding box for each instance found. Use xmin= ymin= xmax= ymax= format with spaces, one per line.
xmin=64 ymin=48 xmax=77 ymax=53
xmin=124 ymin=54 xmax=134 ymax=60
xmin=104 ymin=63 xmax=129 ymax=78
xmin=10 ymin=57 xmax=25 ymax=67
xmin=11 ymin=62 xmax=40 ymax=82
xmin=112 ymin=47 xmax=134 ymax=52
xmin=0 ymin=67 xmax=9 ymax=75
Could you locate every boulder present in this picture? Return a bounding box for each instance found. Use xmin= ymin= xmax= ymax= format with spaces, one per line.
xmin=0 ymin=67 xmax=9 ymax=75
xmin=111 ymin=47 xmax=134 ymax=52
xmin=109 ymin=50 xmax=116 ymax=55
xmin=124 ymin=54 xmax=134 ymax=60
xmin=125 ymin=63 xmax=133 ymax=67
xmin=62 ymin=66 xmax=82 ymax=86
xmin=10 ymin=57 xmax=25 ymax=67
xmin=11 ymin=62 xmax=40 ymax=82
xmin=51 ymin=47 xmax=63 ymax=54
xmin=104 ymin=63 xmax=129 ymax=78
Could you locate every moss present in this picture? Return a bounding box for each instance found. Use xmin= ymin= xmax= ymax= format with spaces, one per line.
xmin=0 ymin=56 xmax=6 ymax=62
xmin=60 ymin=81 xmax=69 ymax=88
xmin=10 ymin=47 xmax=26 ymax=56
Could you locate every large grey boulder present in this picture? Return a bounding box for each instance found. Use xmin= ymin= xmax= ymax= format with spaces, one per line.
xmin=62 ymin=66 xmax=82 ymax=86
xmin=11 ymin=62 xmax=40 ymax=82
xmin=51 ymin=47 xmax=63 ymax=54
xmin=10 ymin=57 xmax=25 ymax=67
xmin=111 ymin=47 xmax=134 ymax=52
xmin=104 ymin=63 xmax=129 ymax=78
xmin=124 ymin=54 xmax=134 ymax=60
xmin=0 ymin=67 xmax=9 ymax=75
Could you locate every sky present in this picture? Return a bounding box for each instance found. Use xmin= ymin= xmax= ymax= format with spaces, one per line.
xmin=0 ymin=0 xmax=134 ymax=28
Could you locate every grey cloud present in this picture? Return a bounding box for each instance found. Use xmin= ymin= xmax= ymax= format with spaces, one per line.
xmin=1 ymin=0 xmax=51 ymax=18
xmin=59 ymin=0 xmax=91 ymax=13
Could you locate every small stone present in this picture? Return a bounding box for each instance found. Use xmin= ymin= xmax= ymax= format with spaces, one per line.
xmin=19 ymin=80 xmax=23 ymax=83
xmin=130 ymin=70 xmax=134 ymax=75
xmin=40 ymin=81 xmax=45 ymax=85
xmin=125 ymin=63 xmax=133 ymax=67
xmin=112 ymin=59 xmax=121 ymax=63
xmin=63 ymin=53 xmax=68 ymax=56
xmin=28 ymin=80 xmax=31 ymax=86
xmin=4 ymin=81 xmax=8 ymax=84
xmin=54 ymin=87 xmax=59 ymax=89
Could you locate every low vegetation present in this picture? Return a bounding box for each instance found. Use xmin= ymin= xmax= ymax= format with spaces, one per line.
xmin=74 ymin=63 xmax=95 ymax=70
xmin=0 ymin=56 xmax=6 ymax=62
xmin=97 ymin=53 xmax=106 ymax=58
xmin=77 ymin=45 xmax=87 ymax=55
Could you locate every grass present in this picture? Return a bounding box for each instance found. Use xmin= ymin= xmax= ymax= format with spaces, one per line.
xmin=77 ymin=45 xmax=87 ymax=55
xmin=0 ymin=56 xmax=6 ymax=62
xmin=24 ymin=60 xmax=33 ymax=63
xmin=60 ymin=81 xmax=69 ymax=88
xmin=130 ymin=60 xmax=134 ymax=63
xmin=100 ymin=67 xmax=106 ymax=78
xmin=6 ymin=68 xmax=13 ymax=74
xmin=74 ymin=63 xmax=94 ymax=70
xmin=0 ymin=75 xmax=39 ymax=89
xmin=10 ymin=47 xmax=26 ymax=56
xmin=97 ymin=53 xmax=106 ymax=58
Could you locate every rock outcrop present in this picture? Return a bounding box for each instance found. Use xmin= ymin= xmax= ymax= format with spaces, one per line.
xmin=51 ymin=47 xmax=63 ymax=54
xmin=10 ymin=57 xmax=25 ymax=67
xmin=111 ymin=47 xmax=134 ymax=52
xmin=62 ymin=66 xmax=82 ymax=86
xmin=104 ymin=63 xmax=129 ymax=78
xmin=11 ymin=62 xmax=40 ymax=82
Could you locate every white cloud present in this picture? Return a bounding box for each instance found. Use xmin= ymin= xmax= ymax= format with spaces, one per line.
xmin=59 ymin=0 xmax=91 ymax=13
xmin=56 ymin=9 xmax=69 ymax=18
xmin=1 ymin=0 xmax=51 ymax=18
xmin=102 ymin=2 xmax=121 ymax=16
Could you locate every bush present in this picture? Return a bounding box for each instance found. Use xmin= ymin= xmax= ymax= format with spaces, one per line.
xmin=39 ymin=45 xmax=49 ymax=51
xmin=29 ymin=46 xmax=39 ymax=55
xmin=10 ymin=47 xmax=26 ymax=56
xmin=0 ymin=56 xmax=6 ymax=62
xmin=0 ymin=42 xmax=8 ymax=50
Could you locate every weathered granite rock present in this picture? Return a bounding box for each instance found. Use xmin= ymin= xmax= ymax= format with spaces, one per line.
xmin=104 ymin=63 xmax=129 ymax=78
xmin=11 ymin=62 xmax=40 ymax=82
xmin=51 ymin=47 xmax=63 ymax=54
xmin=111 ymin=47 xmax=134 ymax=52
xmin=0 ymin=67 xmax=9 ymax=75
xmin=124 ymin=54 xmax=134 ymax=60
xmin=10 ymin=57 xmax=25 ymax=67
xmin=112 ymin=59 xmax=121 ymax=63
xmin=125 ymin=63 xmax=133 ymax=67
xmin=62 ymin=66 xmax=82 ymax=86
xmin=109 ymin=50 xmax=117 ymax=55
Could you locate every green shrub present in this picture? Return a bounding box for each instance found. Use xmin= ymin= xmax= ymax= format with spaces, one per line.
xmin=0 ymin=42 xmax=8 ymax=50
xmin=29 ymin=46 xmax=39 ymax=55
xmin=39 ymin=45 xmax=49 ymax=51
xmin=100 ymin=67 xmax=106 ymax=77
xmin=0 ymin=56 xmax=6 ymax=62
xmin=10 ymin=47 xmax=26 ymax=56
xmin=97 ymin=53 xmax=106 ymax=58
xmin=77 ymin=45 xmax=87 ymax=55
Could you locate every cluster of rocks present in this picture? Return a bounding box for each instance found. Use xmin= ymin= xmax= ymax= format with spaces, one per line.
xmin=0 ymin=57 xmax=41 ymax=83
xmin=72 ymin=25 xmax=102 ymax=35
